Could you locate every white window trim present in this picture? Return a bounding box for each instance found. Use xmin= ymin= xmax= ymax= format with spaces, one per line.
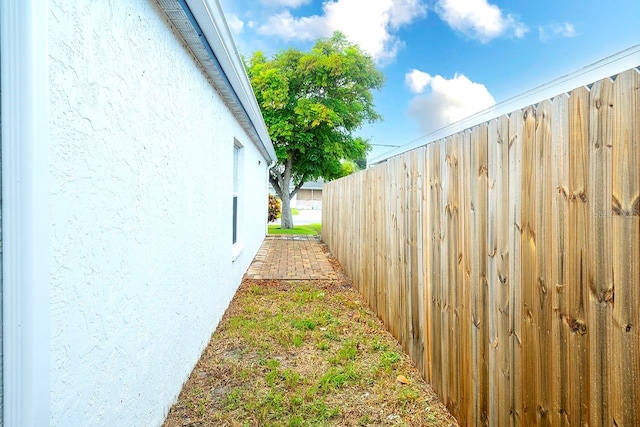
xmin=1 ymin=0 xmax=51 ymax=425
xmin=232 ymin=140 xmax=243 ymax=261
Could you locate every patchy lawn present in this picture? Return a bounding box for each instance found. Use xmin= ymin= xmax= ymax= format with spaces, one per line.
xmin=163 ymin=259 xmax=456 ymax=426
xmin=268 ymin=223 xmax=321 ymax=235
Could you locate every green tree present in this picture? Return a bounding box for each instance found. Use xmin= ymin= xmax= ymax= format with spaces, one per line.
xmin=247 ymin=32 xmax=384 ymax=228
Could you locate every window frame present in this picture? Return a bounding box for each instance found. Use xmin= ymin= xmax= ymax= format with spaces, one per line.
xmin=232 ymin=140 xmax=243 ymax=260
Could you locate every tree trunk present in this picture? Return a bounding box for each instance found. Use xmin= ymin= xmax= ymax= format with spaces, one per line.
xmin=279 ymin=186 xmax=294 ymax=229
xmin=270 ymin=156 xmax=303 ymax=230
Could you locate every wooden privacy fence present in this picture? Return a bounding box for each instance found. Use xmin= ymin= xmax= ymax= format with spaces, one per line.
xmin=322 ymin=68 xmax=640 ymax=426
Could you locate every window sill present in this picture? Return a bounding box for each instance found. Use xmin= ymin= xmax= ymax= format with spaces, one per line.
xmin=232 ymin=243 xmax=244 ymax=262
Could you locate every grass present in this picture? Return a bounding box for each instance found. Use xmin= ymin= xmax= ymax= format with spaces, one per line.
xmin=163 ymin=250 xmax=456 ymax=427
xmin=268 ymin=223 xmax=321 ymax=235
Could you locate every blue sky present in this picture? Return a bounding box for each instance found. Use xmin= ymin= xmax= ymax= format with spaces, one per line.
xmin=220 ymin=0 xmax=640 ymax=159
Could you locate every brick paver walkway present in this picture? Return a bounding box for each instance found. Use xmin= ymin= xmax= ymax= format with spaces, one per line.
xmin=244 ymin=236 xmax=338 ymax=280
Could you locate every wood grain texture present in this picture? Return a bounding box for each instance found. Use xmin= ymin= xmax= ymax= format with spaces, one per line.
xmin=321 ymin=68 xmax=640 ymax=426
xmin=567 ymin=85 xmax=590 ymax=426
xmin=588 ymin=77 xmax=613 ymax=427
xmin=550 ymin=93 xmax=570 ymax=426
xmin=509 ymin=110 xmax=524 ymax=427
xmin=611 ymin=69 xmax=640 ymax=427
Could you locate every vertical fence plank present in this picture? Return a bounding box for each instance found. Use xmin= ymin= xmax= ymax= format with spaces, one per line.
xmin=469 ymin=127 xmax=481 ymax=425
xmin=431 ymin=142 xmax=443 ymax=397
xmin=509 ymin=110 xmax=524 ymax=426
xmin=423 ymin=145 xmax=434 ymax=383
xmin=440 ymin=138 xmax=451 ymax=411
xmin=411 ymin=149 xmax=425 ymax=374
xmin=611 ymin=68 xmax=640 ymax=427
xmin=537 ymin=99 xmax=555 ymax=425
xmin=459 ymin=130 xmax=473 ymax=426
xmin=488 ymin=115 xmax=511 ymax=426
xmin=376 ymin=166 xmax=384 ymax=322
xmin=588 ymin=77 xmax=614 ymax=426
xmin=487 ymin=119 xmax=499 ymax=425
xmin=567 ymin=85 xmax=591 ymax=426
xmin=470 ymin=124 xmax=489 ymax=425
xmin=445 ymin=135 xmax=461 ymax=413
xmin=550 ymin=93 xmax=570 ymax=425
xmin=440 ymin=141 xmax=450 ymax=406
xmin=520 ymin=105 xmax=539 ymax=425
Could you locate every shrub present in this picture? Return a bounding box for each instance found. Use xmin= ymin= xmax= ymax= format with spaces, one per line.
xmin=268 ymin=194 xmax=281 ymax=222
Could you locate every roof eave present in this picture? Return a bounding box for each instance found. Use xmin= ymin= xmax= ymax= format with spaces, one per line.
xmin=156 ymin=0 xmax=276 ymax=163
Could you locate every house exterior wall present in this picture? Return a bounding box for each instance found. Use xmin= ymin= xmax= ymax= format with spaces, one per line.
xmin=48 ymin=1 xmax=268 ymax=425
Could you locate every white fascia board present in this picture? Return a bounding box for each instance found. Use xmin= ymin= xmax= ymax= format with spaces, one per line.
xmin=1 ymin=0 xmax=51 ymax=425
xmin=369 ymin=44 xmax=640 ymax=165
xmin=183 ymin=0 xmax=277 ymax=163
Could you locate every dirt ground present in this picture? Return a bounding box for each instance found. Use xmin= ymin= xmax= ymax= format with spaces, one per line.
xmin=163 ymin=244 xmax=457 ymax=427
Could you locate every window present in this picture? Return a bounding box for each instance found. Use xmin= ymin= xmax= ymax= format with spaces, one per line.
xmin=232 ymin=143 xmax=240 ymax=245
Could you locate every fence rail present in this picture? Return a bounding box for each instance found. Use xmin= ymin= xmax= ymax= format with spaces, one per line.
xmin=322 ymin=68 xmax=640 ymax=426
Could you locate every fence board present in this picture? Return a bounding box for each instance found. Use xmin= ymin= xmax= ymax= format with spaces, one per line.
xmin=508 ymin=110 xmax=524 ymax=426
xmin=567 ymin=85 xmax=590 ymax=426
xmin=611 ymin=69 xmax=640 ymax=427
xmin=536 ymin=99 xmax=554 ymax=425
xmin=588 ymin=77 xmax=614 ymax=426
xmin=550 ymin=93 xmax=570 ymax=425
xmin=471 ymin=124 xmax=489 ymax=425
xmin=321 ymin=68 xmax=640 ymax=426
xmin=488 ymin=115 xmax=510 ymax=426
xmin=521 ymin=105 xmax=539 ymax=425
xmin=459 ymin=130 xmax=473 ymax=426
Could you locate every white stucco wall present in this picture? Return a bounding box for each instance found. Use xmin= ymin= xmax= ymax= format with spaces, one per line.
xmin=48 ymin=1 xmax=268 ymax=425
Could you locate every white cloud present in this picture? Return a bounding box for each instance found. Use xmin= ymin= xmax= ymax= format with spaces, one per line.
xmin=405 ymin=69 xmax=432 ymax=93
xmin=539 ymin=22 xmax=576 ymax=41
xmin=406 ymin=71 xmax=495 ymax=134
xmin=261 ymin=0 xmax=311 ymax=7
xmin=435 ymin=0 xmax=528 ymax=42
xmin=258 ymin=0 xmax=427 ymax=63
xmin=227 ymin=14 xmax=244 ymax=34
xmin=259 ymin=10 xmax=330 ymax=41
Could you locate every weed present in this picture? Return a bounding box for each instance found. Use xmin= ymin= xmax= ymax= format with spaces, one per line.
xmin=283 ymin=369 xmax=302 ymax=388
xmin=266 ymin=358 xmax=281 ymax=370
xmin=277 ymin=329 xmax=294 ymax=347
xmin=291 ymin=318 xmax=316 ymax=330
xmin=308 ymin=400 xmax=340 ymax=420
xmin=288 ymin=415 xmax=304 ymax=426
xmin=265 ymin=369 xmax=279 ymax=387
xmin=292 ymin=333 xmax=304 ymax=347
xmin=380 ymin=351 xmax=401 ymax=371
xmin=292 ymin=288 xmax=325 ymax=304
xmin=329 ymin=340 xmax=358 ymax=365
xmin=316 ymin=364 xmax=358 ymax=392
xmin=317 ymin=341 xmax=330 ymax=351
xmin=323 ymin=329 xmax=340 ymax=341
xmin=224 ymin=387 xmax=242 ymax=410
xmin=398 ymin=387 xmax=420 ymax=403
xmin=372 ymin=339 xmax=390 ymax=351
xmin=248 ymin=284 xmax=265 ymax=295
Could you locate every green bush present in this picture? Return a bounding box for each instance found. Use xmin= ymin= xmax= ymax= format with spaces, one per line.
xmin=268 ymin=194 xmax=281 ymax=222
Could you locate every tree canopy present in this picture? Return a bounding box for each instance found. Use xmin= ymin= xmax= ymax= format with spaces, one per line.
xmin=246 ymin=32 xmax=385 ymax=227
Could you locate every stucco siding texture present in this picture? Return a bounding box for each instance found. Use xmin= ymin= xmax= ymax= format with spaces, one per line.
xmin=49 ymin=1 xmax=268 ymax=425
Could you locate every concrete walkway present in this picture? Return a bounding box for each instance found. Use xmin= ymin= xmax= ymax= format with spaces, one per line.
xmin=244 ymin=236 xmax=338 ymax=280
